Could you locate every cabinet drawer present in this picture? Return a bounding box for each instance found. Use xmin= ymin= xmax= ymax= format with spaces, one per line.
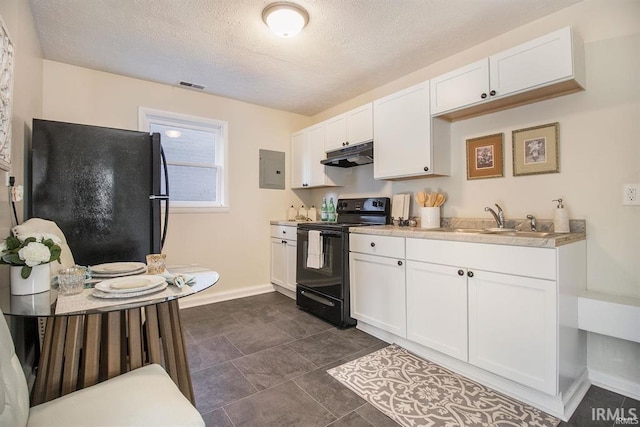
xmin=350 ymin=234 xmax=404 ymax=258
xmin=270 ymin=225 xmax=297 ymax=240
xmin=406 ymin=238 xmax=556 ymax=280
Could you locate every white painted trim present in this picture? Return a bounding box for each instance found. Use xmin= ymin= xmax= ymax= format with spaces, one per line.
xmin=578 ymin=292 xmax=640 ymax=343
xmin=589 ymin=369 xmax=640 ymax=401
xmin=273 ymin=284 xmax=296 ymax=300
xmin=178 ymin=283 xmax=275 ymax=309
xmin=356 ymin=320 xmax=590 ymax=421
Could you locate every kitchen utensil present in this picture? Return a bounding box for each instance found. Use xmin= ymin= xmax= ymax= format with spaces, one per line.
xmin=434 ymin=193 xmax=446 ymax=207
xmin=416 ymin=192 xmax=427 ymax=207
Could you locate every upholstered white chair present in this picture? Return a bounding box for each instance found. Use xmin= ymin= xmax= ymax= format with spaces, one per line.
xmin=0 ymin=309 xmax=205 ymax=427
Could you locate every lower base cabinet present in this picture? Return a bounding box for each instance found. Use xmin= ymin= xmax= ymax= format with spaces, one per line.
xmin=270 ymin=225 xmax=297 ymax=293
xmin=350 ymin=252 xmax=406 ymax=338
xmin=350 ymin=233 xmax=586 ymax=418
xmin=406 ymin=261 xmax=468 ymax=361
xmin=468 ymin=270 xmax=557 ymax=395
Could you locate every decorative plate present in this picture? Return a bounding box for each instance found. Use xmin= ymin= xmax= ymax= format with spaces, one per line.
xmin=90 ymin=262 xmax=147 ymax=275
xmin=94 ymin=275 xmax=166 ymax=294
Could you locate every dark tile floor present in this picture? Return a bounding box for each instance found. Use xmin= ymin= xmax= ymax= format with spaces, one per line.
xmin=181 ymin=291 xmax=639 ymax=427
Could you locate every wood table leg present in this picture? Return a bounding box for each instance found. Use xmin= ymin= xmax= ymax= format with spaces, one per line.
xmin=81 ymin=314 xmax=101 ymax=388
xmin=102 ymin=311 xmax=122 ymax=380
xmin=168 ymin=299 xmax=194 ymax=403
xmin=32 ymin=317 xmax=55 ymax=405
xmin=44 ymin=317 xmax=68 ymax=402
xmin=60 ymin=315 xmax=83 ymax=396
xmin=144 ymin=305 xmax=162 ymax=365
xmin=127 ymin=308 xmax=143 ymax=370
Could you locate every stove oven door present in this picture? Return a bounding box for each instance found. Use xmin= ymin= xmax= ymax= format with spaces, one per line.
xmin=296 ymin=228 xmax=345 ymax=300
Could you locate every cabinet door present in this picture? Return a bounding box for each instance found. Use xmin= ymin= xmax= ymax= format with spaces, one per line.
xmin=468 ymin=270 xmax=557 ymax=395
xmin=346 ymin=103 xmax=373 ymax=146
xmin=374 ymin=82 xmax=432 ymax=179
xmin=490 ymin=27 xmax=574 ymax=98
xmin=270 ymin=238 xmax=285 ymax=287
xmin=430 ymin=59 xmax=490 ymax=115
xmin=325 ymin=114 xmax=347 ymax=152
xmin=349 ymin=252 xmax=406 ymax=337
xmin=406 ymin=261 xmax=468 ymax=361
xmin=306 ymin=124 xmax=328 ymax=187
xmin=284 ymin=240 xmax=297 ymax=292
xmin=291 ymin=131 xmax=307 ymax=188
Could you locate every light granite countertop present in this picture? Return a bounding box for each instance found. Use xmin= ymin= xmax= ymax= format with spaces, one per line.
xmin=349 ymin=224 xmax=585 ymax=248
xmin=271 ymin=218 xmax=586 ymax=248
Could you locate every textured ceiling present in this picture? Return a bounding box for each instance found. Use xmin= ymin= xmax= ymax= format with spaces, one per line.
xmin=28 ymin=0 xmax=581 ymax=116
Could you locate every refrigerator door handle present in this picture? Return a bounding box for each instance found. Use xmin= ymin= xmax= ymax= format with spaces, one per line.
xmin=149 ymin=195 xmax=169 ymax=200
xmin=159 ymin=146 xmax=170 ymax=249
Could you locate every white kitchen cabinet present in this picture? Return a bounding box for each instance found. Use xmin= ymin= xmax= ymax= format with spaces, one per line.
xmin=405 ymin=238 xmax=562 ymax=395
xmin=431 ymin=26 xmax=585 ymax=120
xmin=290 ymin=124 xmax=337 ymax=189
xmin=270 ymin=225 xmax=297 ymax=293
xmin=349 ymin=234 xmax=406 ymax=337
xmin=468 ymin=270 xmax=557 ymax=395
xmin=324 ymin=103 xmax=373 ymax=152
xmin=406 ymin=261 xmax=468 ymax=361
xmin=373 ymin=81 xmax=450 ymax=179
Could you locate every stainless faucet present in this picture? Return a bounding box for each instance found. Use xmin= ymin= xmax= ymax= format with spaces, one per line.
xmin=484 ymin=204 xmax=505 ymax=228
xmin=526 ymin=214 xmax=537 ymax=232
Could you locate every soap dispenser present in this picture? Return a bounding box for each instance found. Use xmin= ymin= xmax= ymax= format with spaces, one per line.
xmin=552 ymin=198 xmax=570 ymax=233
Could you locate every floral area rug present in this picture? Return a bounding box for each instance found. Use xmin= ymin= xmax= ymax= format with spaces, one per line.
xmin=327 ymin=345 xmax=560 ymax=427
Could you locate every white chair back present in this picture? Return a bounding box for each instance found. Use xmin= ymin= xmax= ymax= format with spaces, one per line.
xmin=0 ymin=309 xmax=30 ymax=427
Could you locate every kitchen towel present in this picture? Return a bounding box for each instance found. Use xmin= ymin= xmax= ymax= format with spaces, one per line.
xmin=306 ymin=230 xmax=323 ymax=269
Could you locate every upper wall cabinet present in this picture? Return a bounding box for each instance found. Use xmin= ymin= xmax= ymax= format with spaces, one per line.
xmin=324 ymin=103 xmax=373 ymax=152
xmin=291 ymin=124 xmax=338 ymax=189
xmin=374 ymin=82 xmax=450 ymax=180
xmin=430 ymin=26 xmax=585 ymax=121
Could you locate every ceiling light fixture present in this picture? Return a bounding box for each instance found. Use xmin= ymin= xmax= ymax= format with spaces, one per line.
xmin=164 ymin=130 xmax=182 ymax=138
xmin=262 ymin=2 xmax=309 ymax=38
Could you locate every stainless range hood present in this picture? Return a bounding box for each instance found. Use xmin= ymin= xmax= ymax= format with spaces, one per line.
xmin=320 ymin=141 xmax=373 ymax=168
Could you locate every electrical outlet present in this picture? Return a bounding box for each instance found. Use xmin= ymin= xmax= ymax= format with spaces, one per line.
xmin=623 ymin=184 xmax=640 ymax=205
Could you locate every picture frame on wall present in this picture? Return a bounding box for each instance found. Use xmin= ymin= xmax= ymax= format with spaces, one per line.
xmin=0 ymin=14 xmax=15 ymax=171
xmin=466 ymin=133 xmax=504 ymax=180
xmin=512 ymin=122 xmax=559 ymax=176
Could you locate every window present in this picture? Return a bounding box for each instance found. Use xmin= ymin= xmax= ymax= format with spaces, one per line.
xmin=139 ymin=108 xmax=229 ymax=212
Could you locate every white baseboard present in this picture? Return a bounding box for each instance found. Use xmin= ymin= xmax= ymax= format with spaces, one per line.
xmin=178 ymin=283 xmax=276 ymax=309
xmin=589 ymin=368 xmax=640 ymax=401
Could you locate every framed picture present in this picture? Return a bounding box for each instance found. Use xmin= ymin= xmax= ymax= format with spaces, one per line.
xmin=0 ymin=14 xmax=15 ymax=171
xmin=512 ymin=122 xmax=559 ymax=176
xmin=466 ymin=133 xmax=504 ymax=180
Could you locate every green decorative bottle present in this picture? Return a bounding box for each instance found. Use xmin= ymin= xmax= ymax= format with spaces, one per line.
xmin=328 ymin=198 xmax=336 ymax=222
xmin=321 ymin=197 xmax=328 ymax=221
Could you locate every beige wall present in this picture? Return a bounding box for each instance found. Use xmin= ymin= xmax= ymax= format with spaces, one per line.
xmin=41 ymin=62 xmax=310 ymax=297
xmin=309 ymin=0 xmax=640 ymax=386
xmin=0 ymin=0 xmax=43 ymax=235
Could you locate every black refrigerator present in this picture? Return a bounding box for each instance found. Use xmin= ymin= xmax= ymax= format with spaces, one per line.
xmin=28 ymin=119 xmax=169 ymax=266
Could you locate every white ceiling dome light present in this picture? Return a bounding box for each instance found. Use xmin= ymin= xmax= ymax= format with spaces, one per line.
xmin=262 ymin=2 xmax=309 ymax=38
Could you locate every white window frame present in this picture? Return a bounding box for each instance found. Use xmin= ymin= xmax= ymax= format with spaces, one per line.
xmin=138 ymin=107 xmax=229 ymax=213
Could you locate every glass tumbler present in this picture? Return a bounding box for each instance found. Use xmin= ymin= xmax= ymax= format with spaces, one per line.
xmin=146 ymin=254 xmax=167 ymax=275
xmin=58 ymin=266 xmax=87 ymax=295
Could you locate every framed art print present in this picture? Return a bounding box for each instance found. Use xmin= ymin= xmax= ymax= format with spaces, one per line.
xmin=466 ymin=133 xmax=504 ymax=180
xmin=512 ymin=122 xmax=559 ymax=176
xmin=0 ymin=14 xmax=15 ymax=171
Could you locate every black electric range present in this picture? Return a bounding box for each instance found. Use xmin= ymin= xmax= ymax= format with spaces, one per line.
xmin=296 ymin=197 xmax=390 ymax=327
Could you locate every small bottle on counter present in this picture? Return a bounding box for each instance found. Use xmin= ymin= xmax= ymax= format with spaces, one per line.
xmin=328 ymin=198 xmax=336 ymax=222
xmin=287 ymin=205 xmax=297 ymax=221
xmin=552 ymin=198 xmax=570 ymax=233
xmin=321 ymin=197 xmax=328 ymax=222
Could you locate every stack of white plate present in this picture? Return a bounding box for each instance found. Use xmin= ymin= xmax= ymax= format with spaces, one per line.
xmin=91 ymin=275 xmax=168 ymax=299
xmin=90 ymin=262 xmax=147 ymax=278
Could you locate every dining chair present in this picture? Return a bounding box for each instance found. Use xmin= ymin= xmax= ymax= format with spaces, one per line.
xmin=0 ymin=308 xmax=205 ymax=427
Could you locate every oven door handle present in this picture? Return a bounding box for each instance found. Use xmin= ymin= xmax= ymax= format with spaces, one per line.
xmin=320 ymin=231 xmax=342 ymax=238
xmin=300 ymin=290 xmax=335 ymax=307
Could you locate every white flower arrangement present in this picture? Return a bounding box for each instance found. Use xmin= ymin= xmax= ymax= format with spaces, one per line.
xmin=0 ymin=232 xmax=62 ymax=278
